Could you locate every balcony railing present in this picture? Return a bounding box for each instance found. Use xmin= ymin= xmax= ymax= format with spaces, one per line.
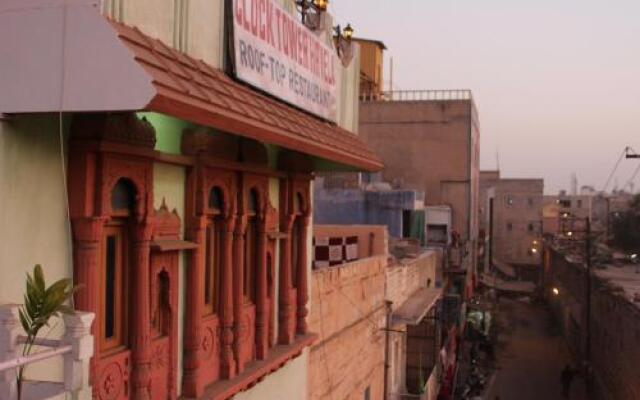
xmin=360 ymin=89 xmax=473 ymax=102
xmin=0 ymin=305 xmax=95 ymax=400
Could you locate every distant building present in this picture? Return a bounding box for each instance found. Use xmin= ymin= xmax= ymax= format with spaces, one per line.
xmin=483 ymin=176 xmax=544 ymax=279
xmin=353 ymin=38 xmax=387 ymax=97
xmin=314 ymin=174 xmax=426 ymax=242
xmin=359 ymin=91 xmax=480 ymax=299
xmin=543 ymin=190 xmax=633 ymax=238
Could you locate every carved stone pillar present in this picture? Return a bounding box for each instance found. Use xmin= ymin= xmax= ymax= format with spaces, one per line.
xmin=220 ymin=216 xmax=237 ymax=379
xmin=71 ymin=217 xmax=104 ymax=395
xmin=278 ymin=216 xmax=296 ymax=345
xmin=182 ymin=217 xmax=205 ymax=397
xmin=233 ymin=215 xmax=247 ymax=373
xmin=131 ymin=223 xmax=153 ymax=400
xmin=255 ymin=219 xmax=269 ymax=359
xmin=296 ymin=215 xmax=311 ymax=335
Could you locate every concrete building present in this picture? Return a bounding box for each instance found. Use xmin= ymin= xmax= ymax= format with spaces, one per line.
xmin=0 ymin=1 xmax=382 ymax=399
xmin=309 ymin=225 xmax=446 ymax=400
xmin=543 ymin=190 xmax=632 ymax=238
xmin=308 ymin=225 xmax=388 ymax=400
xmin=480 ymin=172 xmax=544 ymax=281
xmin=314 ymin=175 xmax=426 ymax=240
xmin=544 ymin=246 xmax=640 ymax=400
xmin=386 ymin=249 xmax=450 ymax=400
xmin=543 ymin=191 xmax=593 ymax=237
xmin=359 ymin=90 xmax=481 ymax=299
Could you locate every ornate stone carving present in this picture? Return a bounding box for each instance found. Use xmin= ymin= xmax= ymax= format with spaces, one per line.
xmin=70 ymin=112 xmax=156 ymax=148
xmin=99 ymin=362 xmax=124 ymax=400
xmin=201 ymin=327 xmax=216 ymax=360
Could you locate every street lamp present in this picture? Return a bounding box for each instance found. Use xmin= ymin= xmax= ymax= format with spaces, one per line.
xmin=334 ymin=24 xmax=355 ymax=65
xmin=296 ymin=0 xmax=328 ymax=30
xmin=342 ymin=23 xmax=354 ymax=40
xmin=552 ymin=287 xmax=560 ymax=296
xmin=313 ymin=0 xmax=328 ymax=11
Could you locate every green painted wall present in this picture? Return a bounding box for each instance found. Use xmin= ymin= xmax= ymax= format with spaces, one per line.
xmin=139 ymin=112 xmax=193 ymax=155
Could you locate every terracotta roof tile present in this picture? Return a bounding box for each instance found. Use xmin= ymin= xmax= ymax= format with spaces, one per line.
xmin=110 ymin=20 xmax=382 ymax=171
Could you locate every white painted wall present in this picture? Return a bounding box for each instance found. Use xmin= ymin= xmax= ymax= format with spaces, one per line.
xmin=0 ymin=115 xmax=70 ymax=387
xmin=234 ymin=350 xmax=309 ymax=400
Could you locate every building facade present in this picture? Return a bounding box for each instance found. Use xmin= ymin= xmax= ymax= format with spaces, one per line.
xmin=0 ymin=1 xmax=381 ymax=399
xmin=314 ymin=175 xmax=426 ymax=240
xmin=308 ymin=225 xmax=388 ymax=400
xmin=480 ymin=173 xmax=544 ymax=279
xmin=308 ymin=225 xmax=445 ymax=400
xmin=359 ymin=91 xmax=481 ymax=299
xmin=544 ymin=246 xmax=640 ymax=400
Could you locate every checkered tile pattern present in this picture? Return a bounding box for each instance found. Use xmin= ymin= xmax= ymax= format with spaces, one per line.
xmin=313 ymin=236 xmax=359 ymax=269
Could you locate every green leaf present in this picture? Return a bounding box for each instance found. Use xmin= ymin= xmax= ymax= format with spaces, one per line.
xmin=18 ymin=308 xmax=30 ymax=333
xmin=33 ymin=265 xmax=46 ymax=296
xmin=45 ymin=279 xmax=72 ymax=298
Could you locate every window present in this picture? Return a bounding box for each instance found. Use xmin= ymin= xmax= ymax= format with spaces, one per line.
xmin=402 ymin=210 xmax=412 ymax=238
xmin=364 ymin=386 xmax=371 ymax=400
xmin=111 ymin=179 xmax=136 ymax=216
xmin=244 ymin=189 xmax=259 ymax=302
xmin=101 ymin=179 xmax=134 ymax=352
xmin=527 ymin=197 xmax=534 ymax=207
xmin=506 ymin=195 xmax=514 ymax=206
xmin=559 ymin=199 xmax=571 ymax=208
xmin=528 ymin=223 xmax=535 ymax=232
xmin=577 ymin=199 xmax=583 ymax=208
xmin=507 ymin=222 xmax=513 ymax=231
xmin=291 ymin=193 xmax=305 ymax=288
xmin=204 ymin=187 xmax=224 ymax=315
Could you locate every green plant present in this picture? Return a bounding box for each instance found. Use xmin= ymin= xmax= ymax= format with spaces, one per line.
xmin=17 ymin=265 xmax=79 ymax=399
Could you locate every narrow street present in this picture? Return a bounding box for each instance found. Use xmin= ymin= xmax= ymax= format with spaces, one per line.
xmin=487 ymin=297 xmax=587 ymax=400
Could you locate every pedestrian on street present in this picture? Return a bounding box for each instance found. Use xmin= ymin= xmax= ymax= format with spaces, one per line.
xmin=561 ymin=364 xmax=574 ymax=398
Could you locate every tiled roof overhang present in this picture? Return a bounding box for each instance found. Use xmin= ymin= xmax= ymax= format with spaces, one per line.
xmin=111 ymin=21 xmax=382 ymax=172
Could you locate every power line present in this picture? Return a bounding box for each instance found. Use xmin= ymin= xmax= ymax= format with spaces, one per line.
xmin=624 ymin=162 xmax=640 ymax=192
xmin=602 ymin=147 xmax=628 ymax=192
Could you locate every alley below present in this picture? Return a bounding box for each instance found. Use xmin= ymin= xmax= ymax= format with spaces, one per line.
xmin=487 ymin=297 xmax=587 ymax=400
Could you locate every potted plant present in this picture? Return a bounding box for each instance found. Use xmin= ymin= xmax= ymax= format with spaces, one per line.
xmin=17 ymin=265 xmax=79 ymax=399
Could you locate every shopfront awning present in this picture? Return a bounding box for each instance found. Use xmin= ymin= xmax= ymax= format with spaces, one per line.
xmin=0 ymin=1 xmax=383 ymax=172
xmin=392 ymin=287 xmax=443 ymax=326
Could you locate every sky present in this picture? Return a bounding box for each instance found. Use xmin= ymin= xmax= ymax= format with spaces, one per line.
xmin=331 ymin=0 xmax=640 ymax=194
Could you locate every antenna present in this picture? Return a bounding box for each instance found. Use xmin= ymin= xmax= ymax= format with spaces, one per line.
xmin=496 ymin=150 xmax=500 ymax=171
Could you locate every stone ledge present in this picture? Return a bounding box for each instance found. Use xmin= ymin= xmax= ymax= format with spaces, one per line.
xmin=193 ymin=333 xmax=317 ymax=400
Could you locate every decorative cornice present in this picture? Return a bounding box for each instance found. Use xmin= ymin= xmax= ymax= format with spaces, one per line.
xmin=70 ymin=112 xmax=156 ymax=149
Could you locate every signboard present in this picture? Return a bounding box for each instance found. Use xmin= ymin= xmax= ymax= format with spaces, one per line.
xmin=232 ymin=0 xmax=338 ymax=122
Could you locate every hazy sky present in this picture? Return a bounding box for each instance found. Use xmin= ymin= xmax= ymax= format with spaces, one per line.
xmin=331 ymin=0 xmax=640 ymax=194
